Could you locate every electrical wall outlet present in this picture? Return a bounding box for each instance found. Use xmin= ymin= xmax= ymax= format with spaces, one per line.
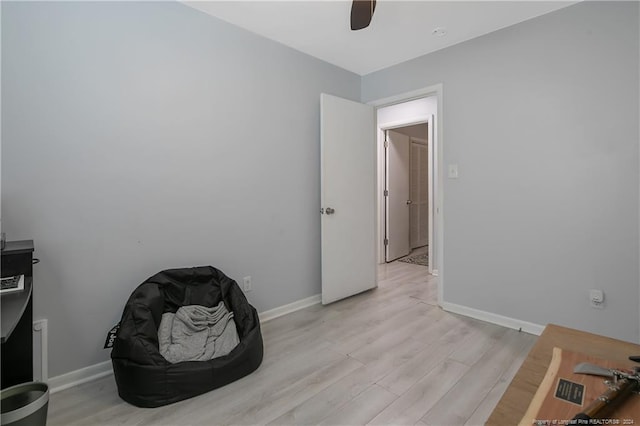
xmin=448 ymin=164 xmax=459 ymax=179
xmin=589 ymin=289 xmax=604 ymax=309
xmin=243 ymin=276 xmax=252 ymax=292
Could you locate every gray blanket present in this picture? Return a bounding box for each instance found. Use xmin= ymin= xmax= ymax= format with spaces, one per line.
xmin=158 ymin=302 xmax=239 ymax=363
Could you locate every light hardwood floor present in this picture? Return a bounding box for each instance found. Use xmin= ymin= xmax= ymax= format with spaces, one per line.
xmin=47 ymin=261 xmax=536 ymax=426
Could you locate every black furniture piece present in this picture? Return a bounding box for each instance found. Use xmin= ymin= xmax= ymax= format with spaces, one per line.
xmin=111 ymin=266 xmax=263 ymax=407
xmin=1 ymin=240 xmax=35 ymax=389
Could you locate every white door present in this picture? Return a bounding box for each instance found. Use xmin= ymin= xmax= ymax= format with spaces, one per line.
xmin=410 ymin=140 xmax=428 ymax=249
xmin=320 ymin=93 xmax=376 ymax=305
xmin=386 ymin=130 xmax=411 ymax=262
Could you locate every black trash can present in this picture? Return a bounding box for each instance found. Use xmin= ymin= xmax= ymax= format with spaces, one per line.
xmin=0 ymin=382 xmax=49 ymax=426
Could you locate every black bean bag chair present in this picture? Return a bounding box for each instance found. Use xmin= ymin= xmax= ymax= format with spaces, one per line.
xmin=110 ymin=266 xmax=263 ymax=408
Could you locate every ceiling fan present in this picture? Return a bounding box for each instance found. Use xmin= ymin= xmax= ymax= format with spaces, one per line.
xmin=350 ymin=0 xmax=376 ymax=30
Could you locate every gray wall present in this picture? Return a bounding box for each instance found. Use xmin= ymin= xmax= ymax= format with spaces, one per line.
xmin=363 ymin=1 xmax=639 ymax=342
xmin=1 ymin=1 xmax=359 ymax=377
xmin=3 ymin=0 xmax=638 ymax=380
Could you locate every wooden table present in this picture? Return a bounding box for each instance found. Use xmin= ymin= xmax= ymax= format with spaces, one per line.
xmin=486 ymin=323 xmax=640 ymax=426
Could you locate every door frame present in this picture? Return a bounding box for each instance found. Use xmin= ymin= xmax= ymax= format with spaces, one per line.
xmin=368 ymin=84 xmax=444 ymax=306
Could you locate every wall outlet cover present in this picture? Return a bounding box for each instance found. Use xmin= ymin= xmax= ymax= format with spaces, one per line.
xmin=243 ymin=276 xmax=252 ymax=292
xmin=589 ymin=289 xmax=604 ymax=309
xmin=448 ymin=164 xmax=459 ymax=179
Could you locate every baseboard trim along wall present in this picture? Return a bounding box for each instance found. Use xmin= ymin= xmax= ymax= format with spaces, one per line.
xmin=258 ymin=294 xmax=321 ymax=323
xmin=49 ymin=293 xmax=323 ymax=394
xmin=49 ymin=296 xmax=543 ymax=393
xmin=441 ymin=302 xmax=546 ymax=336
xmin=48 ymin=360 xmax=114 ymax=394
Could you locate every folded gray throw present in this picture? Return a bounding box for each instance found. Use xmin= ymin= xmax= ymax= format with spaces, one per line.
xmin=158 ymin=301 xmax=240 ymax=363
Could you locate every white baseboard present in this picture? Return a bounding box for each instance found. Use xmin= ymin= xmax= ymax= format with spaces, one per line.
xmin=49 ymin=360 xmax=113 ymax=394
xmin=47 ymin=293 xmax=322 ymax=393
xmin=258 ymin=294 xmax=321 ymax=323
xmin=441 ymin=302 xmax=545 ymax=336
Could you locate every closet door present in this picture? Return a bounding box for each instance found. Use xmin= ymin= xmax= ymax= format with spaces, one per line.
xmin=386 ymin=130 xmax=411 ymax=262
xmin=410 ymin=141 xmax=428 ymax=248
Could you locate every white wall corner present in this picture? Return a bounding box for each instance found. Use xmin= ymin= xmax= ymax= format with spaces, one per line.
xmin=441 ymin=302 xmax=546 ymax=336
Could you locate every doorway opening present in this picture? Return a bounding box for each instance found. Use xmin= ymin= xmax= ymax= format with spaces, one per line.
xmin=368 ymin=85 xmax=443 ymax=304
xmin=318 ymin=86 xmax=442 ymax=307
xmin=383 ymin=126 xmax=429 ymax=264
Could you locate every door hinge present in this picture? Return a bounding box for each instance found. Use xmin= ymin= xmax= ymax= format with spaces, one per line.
xmin=384 ymin=238 xmax=389 ymax=246
xmin=383 ymin=190 xmax=388 ymax=197
xmin=384 ymin=140 xmax=389 ymax=149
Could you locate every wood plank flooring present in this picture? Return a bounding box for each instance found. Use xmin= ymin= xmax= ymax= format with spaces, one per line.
xmin=47 ymin=260 xmax=536 ymax=426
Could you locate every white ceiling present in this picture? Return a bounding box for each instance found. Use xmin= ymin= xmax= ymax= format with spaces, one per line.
xmin=183 ymin=1 xmax=576 ymax=76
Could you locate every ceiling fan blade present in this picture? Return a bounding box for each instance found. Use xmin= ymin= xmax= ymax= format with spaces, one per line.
xmin=350 ymin=0 xmax=376 ymax=31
